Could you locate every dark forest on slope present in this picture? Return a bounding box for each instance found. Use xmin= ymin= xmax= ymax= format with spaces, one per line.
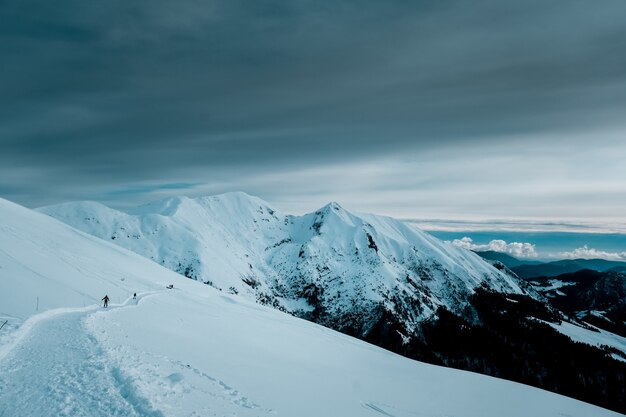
xmin=330 ymin=288 xmax=625 ymax=414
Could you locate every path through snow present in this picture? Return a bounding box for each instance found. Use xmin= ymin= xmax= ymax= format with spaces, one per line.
xmin=0 ymin=295 xmax=162 ymax=417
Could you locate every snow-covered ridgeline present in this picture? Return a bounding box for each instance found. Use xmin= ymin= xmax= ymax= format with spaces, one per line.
xmin=0 ymin=197 xmax=620 ymax=417
xmin=38 ymin=192 xmax=524 ymax=335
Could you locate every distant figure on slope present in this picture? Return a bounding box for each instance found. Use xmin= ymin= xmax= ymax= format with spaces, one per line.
xmin=166 ymin=284 xmax=174 ymax=289
xmin=102 ymin=295 xmax=109 ymax=308
xmin=133 ymin=292 xmax=137 ymax=299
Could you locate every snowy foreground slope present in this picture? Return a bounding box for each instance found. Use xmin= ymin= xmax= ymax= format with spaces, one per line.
xmin=39 ymin=193 xmax=524 ymax=336
xmin=0 ymin=198 xmax=621 ymax=416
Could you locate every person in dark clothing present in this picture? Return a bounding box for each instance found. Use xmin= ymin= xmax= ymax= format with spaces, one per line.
xmin=102 ymin=295 xmax=110 ymax=308
xmin=133 ymin=293 xmax=137 ymax=299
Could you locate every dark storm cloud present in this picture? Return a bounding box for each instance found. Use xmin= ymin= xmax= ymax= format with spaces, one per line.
xmin=1 ymin=0 xmax=626 ymax=208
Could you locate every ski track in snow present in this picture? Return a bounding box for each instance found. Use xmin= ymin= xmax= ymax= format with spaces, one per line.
xmin=0 ymin=294 xmax=163 ymax=417
xmin=0 ymin=292 xmax=276 ymax=417
xmin=89 ymin=328 xmax=277 ymax=417
xmin=96 ymin=343 xmax=277 ymax=416
xmin=362 ymin=402 xmax=436 ymax=417
xmin=364 ymin=402 xmax=397 ymax=417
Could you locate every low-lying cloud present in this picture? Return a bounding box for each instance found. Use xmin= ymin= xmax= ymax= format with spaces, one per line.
xmin=555 ymin=245 xmax=626 ymax=261
xmin=451 ymin=237 xmax=538 ymax=258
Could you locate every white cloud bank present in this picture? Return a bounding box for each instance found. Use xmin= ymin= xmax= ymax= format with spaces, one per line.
xmin=450 ymin=238 xmax=626 ymax=262
xmin=555 ymin=245 xmax=626 ymax=261
xmin=451 ymin=237 xmax=538 ymax=258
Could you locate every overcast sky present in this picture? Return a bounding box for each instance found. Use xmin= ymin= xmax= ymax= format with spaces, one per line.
xmin=1 ymin=0 xmax=626 ymax=224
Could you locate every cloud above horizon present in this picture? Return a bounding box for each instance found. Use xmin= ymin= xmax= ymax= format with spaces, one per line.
xmin=555 ymin=245 xmax=626 ymax=261
xmin=1 ymin=0 xmax=626 ymax=221
xmin=450 ymin=237 xmax=538 ymax=258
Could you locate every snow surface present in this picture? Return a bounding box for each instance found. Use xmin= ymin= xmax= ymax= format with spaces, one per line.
xmin=0 ymin=298 xmax=164 ymax=417
xmin=39 ymin=193 xmax=524 ymax=333
xmin=543 ymin=320 xmax=626 ymax=357
xmin=0 ymin=198 xmax=187 ymax=321
xmin=536 ymin=279 xmax=577 ymax=292
xmin=0 ymin=197 xmax=622 ymax=416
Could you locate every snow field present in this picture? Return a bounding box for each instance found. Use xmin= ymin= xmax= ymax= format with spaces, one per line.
xmin=544 ymin=320 xmax=626 ymax=357
xmin=0 ymin=197 xmax=192 ymax=321
xmin=87 ymin=289 xmax=622 ymax=417
xmin=1 ymin=196 xmax=622 ymax=417
xmin=0 ymin=294 xmax=163 ymax=417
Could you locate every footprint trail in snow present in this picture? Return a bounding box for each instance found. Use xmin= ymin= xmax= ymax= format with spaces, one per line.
xmin=0 ymin=304 xmax=162 ymax=417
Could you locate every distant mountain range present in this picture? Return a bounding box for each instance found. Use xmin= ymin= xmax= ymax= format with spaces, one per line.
xmin=473 ymin=250 xmax=542 ymax=268
xmin=475 ymin=251 xmax=626 ymax=278
xmin=527 ymin=269 xmax=626 ymax=337
xmin=476 ymin=250 xmax=626 ymax=339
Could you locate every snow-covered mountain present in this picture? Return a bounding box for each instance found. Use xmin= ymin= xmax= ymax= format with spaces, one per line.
xmin=39 ymin=192 xmax=525 ymax=338
xmin=1 ymin=197 xmax=621 ymax=417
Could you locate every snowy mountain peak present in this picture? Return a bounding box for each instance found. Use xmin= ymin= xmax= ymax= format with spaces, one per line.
xmin=39 ymin=200 xmax=117 ymax=217
xmin=194 ymin=191 xmax=272 ymax=211
xmin=128 ymin=195 xmax=194 ymax=216
xmin=2 ymin=196 xmax=618 ymax=417
xmin=38 ymin=192 xmax=525 ymax=338
xmin=128 ymin=192 xmax=279 ymax=220
xmin=196 ymin=192 xmax=280 ymax=218
xmin=319 ymin=201 xmax=344 ymax=213
xmin=307 ymin=200 xmax=363 ymax=232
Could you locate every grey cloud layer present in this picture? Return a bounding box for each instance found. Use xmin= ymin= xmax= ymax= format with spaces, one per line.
xmin=1 ymin=0 xmax=626 ymax=212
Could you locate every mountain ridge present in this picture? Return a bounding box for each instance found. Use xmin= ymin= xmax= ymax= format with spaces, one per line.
xmin=6 ymin=195 xmax=624 ymax=413
xmin=38 ymin=193 xmax=524 ymax=338
xmin=3 ymin=195 xmax=620 ymax=416
xmin=475 ymin=251 xmax=626 ymax=278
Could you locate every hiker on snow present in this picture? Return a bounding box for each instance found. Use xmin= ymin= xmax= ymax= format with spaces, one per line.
xmin=102 ymin=295 xmax=110 ymax=308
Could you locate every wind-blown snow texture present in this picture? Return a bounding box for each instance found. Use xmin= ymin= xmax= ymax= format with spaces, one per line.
xmin=39 ymin=192 xmax=523 ymax=336
xmin=0 ymin=197 xmax=620 ymax=416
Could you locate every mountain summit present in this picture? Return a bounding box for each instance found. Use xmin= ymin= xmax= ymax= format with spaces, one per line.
xmin=3 ymin=196 xmax=619 ymax=416
xmin=39 ymin=193 xmax=524 ymax=338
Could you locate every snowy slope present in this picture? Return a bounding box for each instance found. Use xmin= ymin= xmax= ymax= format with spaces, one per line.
xmin=0 ymin=197 xmax=621 ymax=416
xmin=0 ymin=197 xmax=190 ymax=321
xmin=543 ymin=320 xmax=626 ymax=357
xmin=39 ymin=193 xmax=524 ymax=336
